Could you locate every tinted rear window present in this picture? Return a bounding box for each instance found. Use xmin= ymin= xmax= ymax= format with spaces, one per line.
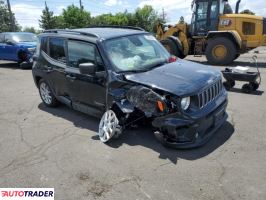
xmin=49 ymin=38 xmax=66 ymax=63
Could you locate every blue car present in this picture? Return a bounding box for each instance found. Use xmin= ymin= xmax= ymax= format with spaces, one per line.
xmin=0 ymin=32 xmax=37 ymax=69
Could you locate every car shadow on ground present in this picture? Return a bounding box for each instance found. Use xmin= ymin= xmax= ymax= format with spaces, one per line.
xmin=228 ymin=88 xmax=264 ymax=96
xmin=0 ymin=62 xmax=19 ymax=70
xmin=38 ymin=103 xmax=235 ymax=164
xmin=186 ymin=59 xmax=266 ymax=68
xmin=0 ymin=62 xmax=31 ymax=70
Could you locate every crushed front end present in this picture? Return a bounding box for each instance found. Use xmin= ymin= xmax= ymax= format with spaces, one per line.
xmin=152 ymin=79 xmax=228 ymax=149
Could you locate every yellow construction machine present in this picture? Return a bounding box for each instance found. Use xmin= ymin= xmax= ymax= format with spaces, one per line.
xmin=157 ymin=0 xmax=266 ymax=65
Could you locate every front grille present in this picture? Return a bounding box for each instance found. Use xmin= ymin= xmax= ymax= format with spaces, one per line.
xmin=198 ymin=79 xmax=223 ymax=109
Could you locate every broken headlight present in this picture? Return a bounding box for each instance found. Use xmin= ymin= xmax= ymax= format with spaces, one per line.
xmin=181 ymin=97 xmax=190 ymax=111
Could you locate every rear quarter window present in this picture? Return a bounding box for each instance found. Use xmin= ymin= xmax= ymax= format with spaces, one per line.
xmin=41 ymin=37 xmax=48 ymax=54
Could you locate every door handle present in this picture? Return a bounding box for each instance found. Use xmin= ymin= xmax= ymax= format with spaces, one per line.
xmin=66 ymin=74 xmax=77 ymax=81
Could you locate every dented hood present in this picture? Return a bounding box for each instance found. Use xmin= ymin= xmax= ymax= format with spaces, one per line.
xmin=124 ymin=59 xmax=221 ymax=97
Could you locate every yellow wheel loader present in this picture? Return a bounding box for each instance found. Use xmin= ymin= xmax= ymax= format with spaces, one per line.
xmin=157 ymin=0 xmax=266 ymax=65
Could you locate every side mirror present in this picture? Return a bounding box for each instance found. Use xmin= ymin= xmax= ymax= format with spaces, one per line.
xmin=32 ymin=55 xmax=38 ymax=62
xmin=79 ymin=62 xmax=96 ymax=75
xmin=5 ymin=40 xmax=14 ymax=45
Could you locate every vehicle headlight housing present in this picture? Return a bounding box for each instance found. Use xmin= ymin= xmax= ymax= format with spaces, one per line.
xmin=27 ymin=47 xmax=36 ymax=54
xmin=181 ymin=97 xmax=190 ymax=110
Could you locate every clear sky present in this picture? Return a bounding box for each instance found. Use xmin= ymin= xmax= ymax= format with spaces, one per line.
xmin=10 ymin=0 xmax=266 ymax=29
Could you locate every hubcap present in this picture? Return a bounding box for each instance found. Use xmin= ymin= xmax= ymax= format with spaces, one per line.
xmin=212 ymin=45 xmax=227 ymax=59
xmin=98 ymin=110 xmax=120 ymax=143
xmin=39 ymin=82 xmax=52 ymax=105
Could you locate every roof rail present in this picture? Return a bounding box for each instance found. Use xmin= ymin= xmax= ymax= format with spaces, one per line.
xmin=43 ymin=29 xmax=100 ymax=38
xmin=87 ymin=25 xmax=145 ymax=31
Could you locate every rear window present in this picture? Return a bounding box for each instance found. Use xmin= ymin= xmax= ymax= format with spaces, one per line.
xmin=49 ymin=38 xmax=66 ymax=63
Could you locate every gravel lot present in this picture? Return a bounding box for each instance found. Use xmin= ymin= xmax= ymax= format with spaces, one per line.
xmin=0 ymin=48 xmax=265 ymax=200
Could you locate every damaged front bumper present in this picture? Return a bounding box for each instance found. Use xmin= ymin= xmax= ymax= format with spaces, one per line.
xmin=152 ymin=97 xmax=228 ymax=149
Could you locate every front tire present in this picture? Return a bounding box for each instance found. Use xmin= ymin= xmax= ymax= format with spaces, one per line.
xmin=206 ymin=37 xmax=236 ymax=65
xmin=38 ymin=79 xmax=59 ymax=107
xmin=234 ymin=53 xmax=240 ymax=60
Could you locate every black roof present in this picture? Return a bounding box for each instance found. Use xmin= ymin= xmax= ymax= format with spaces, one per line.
xmin=44 ymin=27 xmax=147 ymax=40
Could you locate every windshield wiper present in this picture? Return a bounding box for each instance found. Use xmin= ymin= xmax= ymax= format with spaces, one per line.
xmin=145 ymin=60 xmax=167 ymax=71
xmin=120 ymin=60 xmax=168 ymax=74
xmin=122 ymin=69 xmax=150 ymax=73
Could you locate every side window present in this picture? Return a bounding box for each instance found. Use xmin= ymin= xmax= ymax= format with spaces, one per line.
xmin=210 ymin=1 xmax=218 ymax=18
xmin=243 ymin=22 xmax=256 ymax=35
xmin=49 ymin=38 xmax=66 ymax=63
xmin=67 ymin=40 xmax=105 ymax=71
xmin=0 ymin=34 xmax=4 ymax=43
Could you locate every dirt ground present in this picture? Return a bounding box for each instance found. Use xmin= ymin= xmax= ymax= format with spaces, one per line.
xmin=0 ymin=48 xmax=265 ymax=200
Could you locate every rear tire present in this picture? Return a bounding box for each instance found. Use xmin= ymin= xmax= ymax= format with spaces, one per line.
xmin=223 ymin=80 xmax=235 ymax=91
xmin=38 ymin=79 xmax=59 ymax=107
xmin=242 ymin=84 xmax=252 ymax=94
xmin=250 ymin=81 xmax=259 ymax=91
xmin=206 ymin=37 xmax=236 ymax=65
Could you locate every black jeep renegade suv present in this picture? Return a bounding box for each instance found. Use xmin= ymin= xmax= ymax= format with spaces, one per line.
xmin=32 ymin=27 xmax=228 ymax=148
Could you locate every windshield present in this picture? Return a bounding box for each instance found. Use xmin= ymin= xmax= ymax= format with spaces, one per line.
xmin=104 ymin=34 xmax=170 ymax=73
xmin=7 ymin=33 xmax=37 ymax=43
xmin=224 ymin=2 xmax=233 ymax=14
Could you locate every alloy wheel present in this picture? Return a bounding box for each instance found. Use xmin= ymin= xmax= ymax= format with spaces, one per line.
xmin=39 ymin=82 xmax=52 ymax=105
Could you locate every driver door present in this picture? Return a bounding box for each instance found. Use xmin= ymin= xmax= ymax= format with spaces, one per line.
xmin=65 ymin=40 xmax=107 ymax=117
xmin=4 ymin=34 xmax=18 ymax=61
xmin=0 ymin=34 xmax=5 ymax=60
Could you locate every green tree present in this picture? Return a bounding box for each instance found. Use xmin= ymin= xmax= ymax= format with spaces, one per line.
xmin=240 ymin=9 xmax=255 ymax=15
xmin=54 ymin=15 xmax=65 ymax=29
xmin=179 ymin=16 xmax=185 ymax=24
xmin=62 ymin=5 xmax=91 ymax=28
xmin=23 ymin=27 xmax=36 ymax=33
xmin=0 ymin=0 xmax=20 ymax=32
xmin=39 ymin=2 xmax=56 ymax=29
xmin=92 ymin=12 xmax=129 ymax=26
xmin=132 ymin=5 xmax=161 ymax=32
